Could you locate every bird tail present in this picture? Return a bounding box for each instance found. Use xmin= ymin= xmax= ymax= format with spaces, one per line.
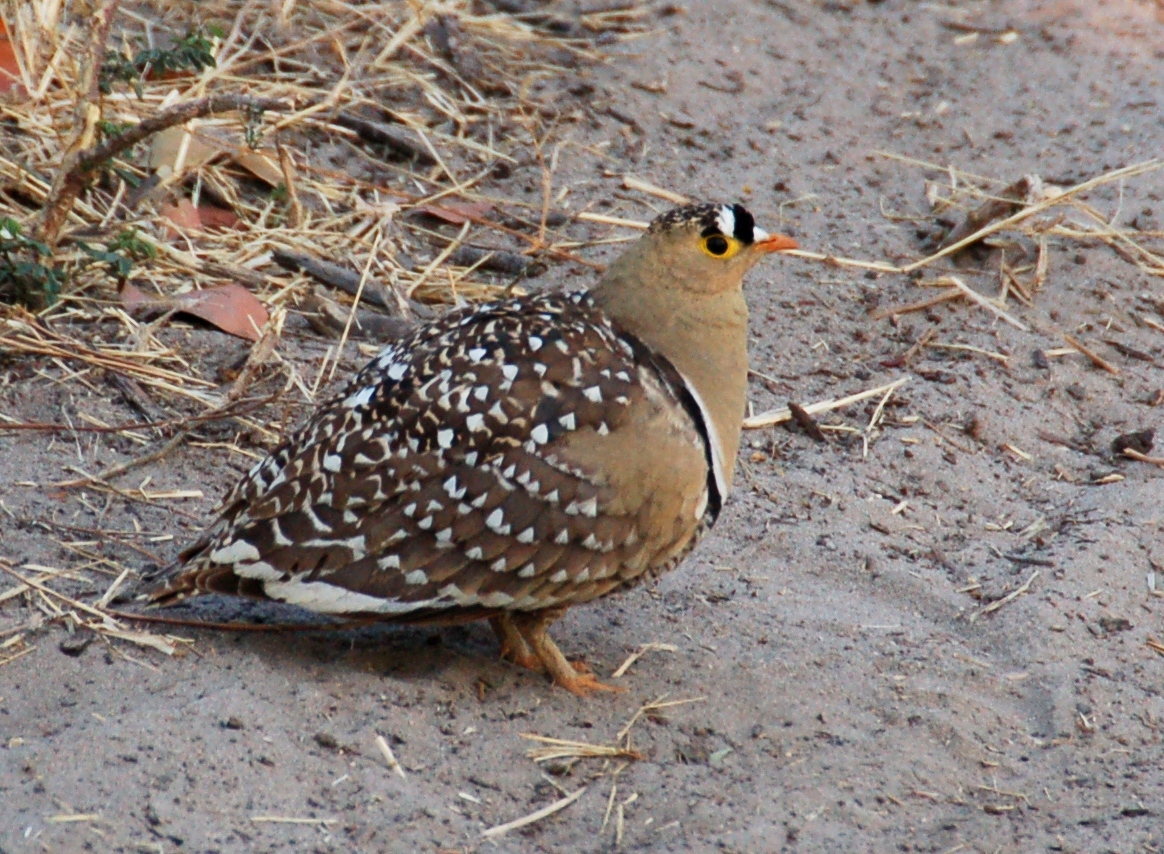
xmin=143 ymin=533 xmax=272 ymax=607
xmin=143 ymin=572 xmax=200 ymax=607
xmin=139 ymin=535 xmax=219 ymax=606
xmin=144 ymin=561 xmax=273 ymax=606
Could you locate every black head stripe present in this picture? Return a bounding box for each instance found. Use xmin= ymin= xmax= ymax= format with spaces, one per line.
xmin=650 ymin=202 xmax=757 ymax=245
xmin=730 ymin=203 xmax=755 ymax=245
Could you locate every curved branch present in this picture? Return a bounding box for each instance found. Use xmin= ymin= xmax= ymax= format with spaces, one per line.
xmin=33 ymin=93 xmax=292 ymax=247
xmin=77 ymin=93 xmax=290 ymax=173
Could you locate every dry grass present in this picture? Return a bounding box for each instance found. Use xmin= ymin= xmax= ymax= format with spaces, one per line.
xmin=520 ymin=732 xmax=644 ymax=763
xmin=851 ymin=155 xmax=1164 ymax=341
xmin=0 ymin=0 xmax=648 ymax=655
xmin=1 ymin=0 xmax=635 ymax=315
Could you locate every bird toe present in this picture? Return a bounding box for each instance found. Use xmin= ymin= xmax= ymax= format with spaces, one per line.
xmin=551 ymin=670 xmax=627 ymax=697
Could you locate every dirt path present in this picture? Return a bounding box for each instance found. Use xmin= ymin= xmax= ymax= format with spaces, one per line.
xmin=2 ymin=1 xmax=1163 ymax=851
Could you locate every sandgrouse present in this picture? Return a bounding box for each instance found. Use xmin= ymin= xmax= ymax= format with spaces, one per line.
xmin=149 ymin=202 xmax=797 ymax=694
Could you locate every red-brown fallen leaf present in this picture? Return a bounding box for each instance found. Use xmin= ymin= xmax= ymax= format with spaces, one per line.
xmin=0 ymin=19 xmax=23 ymax=96
xmin=195 ymin=203 xmax=240 ymax=230
xmin=120 ymin=280 xmax=268 ymax=342
xmin=160 ymin=199 xmax=240 ymax=234
xmin=161 ymin=199 xmax=202 ymax=233
xmin=414 ymin=199 xmax=494 ymax=224
xmin=147 ymin=67 xmax=196 ymax=83
xmin=118 ymin=280 xmax=155 ymax=313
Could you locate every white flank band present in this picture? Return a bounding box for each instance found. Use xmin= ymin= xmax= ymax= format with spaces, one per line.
xmin=677 ymin=372 xmax=729 ymax=503
xmin=264 ymin=578 xmax=442 ymax=615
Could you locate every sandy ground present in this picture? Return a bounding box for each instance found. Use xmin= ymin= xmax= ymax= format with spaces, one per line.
xmin=3 ymin=1 xmax=1164 ymax=852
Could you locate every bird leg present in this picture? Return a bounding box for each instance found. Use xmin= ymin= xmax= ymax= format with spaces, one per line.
xmin=509 ymin=609 xmax=626 ymax=697
xmin=489 ymin=614 xmax=543 ymax=672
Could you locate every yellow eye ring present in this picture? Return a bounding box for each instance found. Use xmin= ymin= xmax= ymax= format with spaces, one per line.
xmin=700 ymin=234 xmax=742 ymax=259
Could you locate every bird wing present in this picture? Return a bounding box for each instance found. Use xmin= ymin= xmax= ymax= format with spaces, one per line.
xmin=156 ymin=292 xmax=713 ymax=616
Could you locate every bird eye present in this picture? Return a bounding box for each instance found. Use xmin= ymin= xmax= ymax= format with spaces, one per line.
xmin=704 ymin=235 xmax=730 ymax=256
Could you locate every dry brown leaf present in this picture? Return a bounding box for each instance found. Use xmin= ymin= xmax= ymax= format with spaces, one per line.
xmin=149 ymin=125 xmax=221 ymax=174
xmin=232 ymin=147 xmax=283 ymax=186
xmin=195 ymin=202 xmax=240 ymax=230
xmin=120 ymin=281 xmax=268 ymax=341
xmin=149 ymin=121 xmax=282 ymax=186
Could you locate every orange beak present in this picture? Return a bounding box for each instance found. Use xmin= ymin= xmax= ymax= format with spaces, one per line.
xmin=754 ymin=232 xmax=798 ymax=253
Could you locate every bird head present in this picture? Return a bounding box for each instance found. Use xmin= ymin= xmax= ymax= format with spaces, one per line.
xmin=594 ymin=202 xmax=797 ymax=308
xmin=633 ymin=202 xmax=798 ymax=295
xmin=592 ymin=200 xmax=797 ymax=319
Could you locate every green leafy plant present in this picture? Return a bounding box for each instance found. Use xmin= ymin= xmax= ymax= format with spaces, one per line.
xmin=79 ymin=229 xmax=156 ymax=280
xmin=107 ymin=229 xmax=156 ymax=261
xmin=100 ymin=26 xmax=222 ymax=98
xmin=97 ymin=119 xmax=134 ymax=140
xmin=0 ymin=222 xmax=157 ymax=307
xmin=0 ymin=218 xmax=64 ymax=307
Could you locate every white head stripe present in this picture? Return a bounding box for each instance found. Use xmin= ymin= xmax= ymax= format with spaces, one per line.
xmin=716 ymin=205 xmax=736 ymax=239
xmin=753 ymin=226 xmax=770 ymax=241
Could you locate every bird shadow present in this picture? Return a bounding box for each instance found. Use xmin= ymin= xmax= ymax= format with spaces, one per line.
xmin=135 ymin=595 xmax=545 ymax=691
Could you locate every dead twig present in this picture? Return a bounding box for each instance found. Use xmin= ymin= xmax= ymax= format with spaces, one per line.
xmin=1062 ymin=333 xmax=1120 ymax=376
xmin=271 ymin=249 xmax=396 ymax=311
xmin=943 ymin=276 xmax=1029 ymax=331
xmin=622 ymin=174 xmax=689 ymax=204
xmin=788 ymin=401 xmax=827 ymax=441
xmin=481 ymin=786 xmax=587 ymax=839
xmin=330 ymin=114 xmax=437 ymax=164
xmin=375 ymin=734 xmax=407 ymax=779
xmin=521 ymin=734 xmax=644 ymax=763
xmin=447 ymin=245 xmax=533 ymax=277
xmin=35 ymin=93 xmax=289 ymax=246
xmin=1123 ymin=448 xmax=1164 ymax=467
xmin=969 ymin=571 xmax=1039 ymax=622
xmin=610 ymin=641 xmax=678 ymax=678
xmin=870 ymin=289 xmax=963 ymax=321
xmin=617 ymin=695 xmax=706 ymax=742
xmin=745 ymin=378 xmax=909 ymax=430
xmin=29 ymin=0 xmax=121 ymax=248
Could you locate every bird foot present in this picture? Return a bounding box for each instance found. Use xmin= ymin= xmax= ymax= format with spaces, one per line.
xmin=499 ymin=610 xmax=627 ymax=697
xmin=500 ymin=645 xmax=545 ymax=673
xmin=491 ymin=615 xmax=545 ymax=672
xmin=550 ymin=669 xmax=627 ymax=697
xmin=540 ymin=651 xmax=625 ymax=696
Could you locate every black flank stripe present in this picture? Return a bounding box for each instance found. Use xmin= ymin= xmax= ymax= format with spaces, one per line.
xmin=613 ymin=328 xmax=723 ymax=524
